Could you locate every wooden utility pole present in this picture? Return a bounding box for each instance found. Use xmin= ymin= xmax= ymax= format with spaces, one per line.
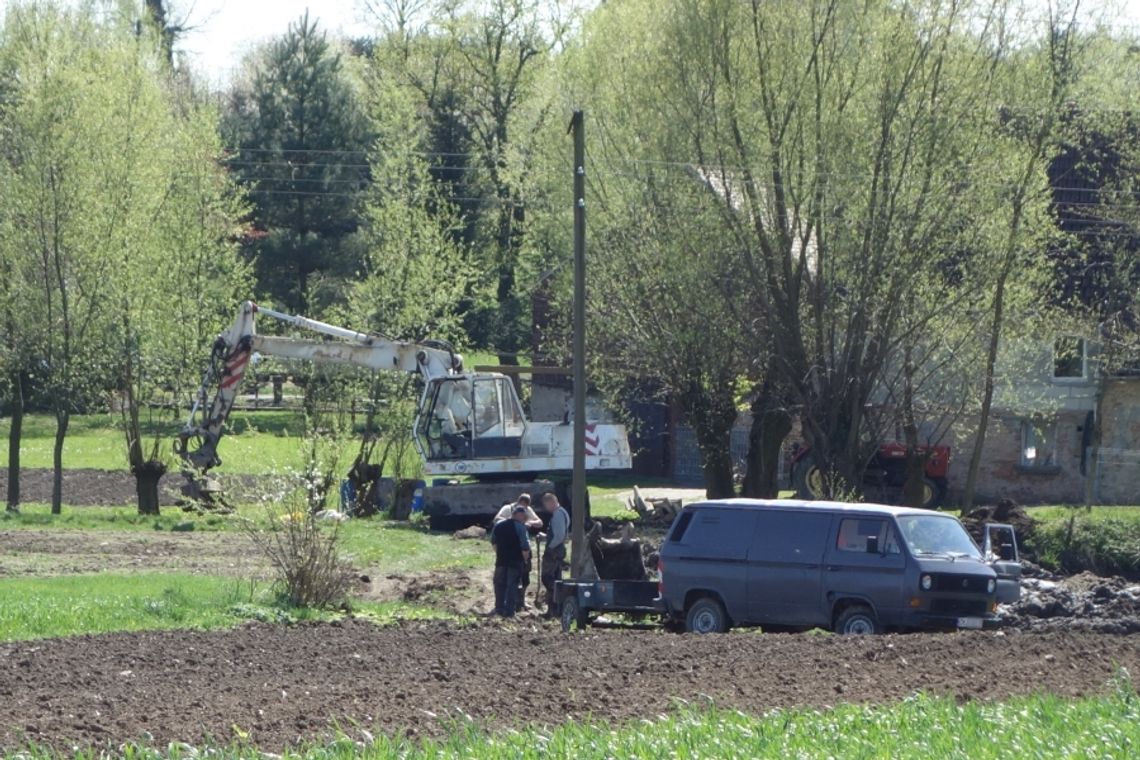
xmin=569 ymin=110 xmax=588 ymax=577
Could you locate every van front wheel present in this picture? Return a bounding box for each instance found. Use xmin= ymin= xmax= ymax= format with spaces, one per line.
xmin=835 ymin=605 xmax=880 ymax=635
xmin=686 ymin=597 xmax=728 ymax=634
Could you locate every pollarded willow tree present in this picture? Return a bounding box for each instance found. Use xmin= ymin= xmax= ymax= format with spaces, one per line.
xmin=525 ymin=0 xmax=1069 ymax=501
xmin=0 ymin=0 xmax=248 ymax=514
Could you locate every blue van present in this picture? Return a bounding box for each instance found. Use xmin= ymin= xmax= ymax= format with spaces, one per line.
xmin=657 ymin=499 xmax=1001 ymax=634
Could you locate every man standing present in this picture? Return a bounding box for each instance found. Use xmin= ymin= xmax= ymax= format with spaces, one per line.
xmin=493 ymin=493 xmax=542 ymax=609
xmin=490 ymin=505 xmax=531 ymax=617
xmin=540 ymin=492 xmax=570 ymax=618
xmin=493 ymin=492 xmax=543 ymax=530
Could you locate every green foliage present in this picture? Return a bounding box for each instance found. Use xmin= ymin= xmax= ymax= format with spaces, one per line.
xmin=242 ymin=497 xmax=359 ymax=609
xmin=7 ymin=691 xmax=1139 ymax=758
xmin=223 ymin=12 xmax=372 ymax=315
xmin=0 ymin=574 xmax=258 ymax=642
xmin=1026 ymin=509 xmax=1140 ymax=576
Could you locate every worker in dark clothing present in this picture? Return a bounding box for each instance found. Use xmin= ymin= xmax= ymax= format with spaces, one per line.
xmin=490 ymin=505 xmax=531 ymax=617
xmin=540 ymin=492 xmax=571 ymax=618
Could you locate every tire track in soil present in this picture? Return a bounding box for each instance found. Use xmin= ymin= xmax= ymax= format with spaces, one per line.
xmin=0 ymin=620 xmax=1136 ymax=752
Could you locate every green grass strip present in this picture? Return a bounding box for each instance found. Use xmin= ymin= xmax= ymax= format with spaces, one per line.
xmin=0 ymin=574 xmax=270 ymax=641
xmin=4 ymin=690 xmax=1137 ymax=759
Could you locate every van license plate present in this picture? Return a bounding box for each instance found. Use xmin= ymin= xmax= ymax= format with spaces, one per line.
xmin=957 ymin=617 xmax=983 ymax=629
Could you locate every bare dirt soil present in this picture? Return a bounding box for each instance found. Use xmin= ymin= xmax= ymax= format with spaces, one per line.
xmin=1 ymin=467 xmax=283 ymax=507
xmin=1 ymin=621 xmax=1138 ymax=753
xmin=3 ymin=469 xmax=1140 ymax=753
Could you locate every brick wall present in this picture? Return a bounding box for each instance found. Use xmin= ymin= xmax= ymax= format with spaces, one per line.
xmin=947 ymin=410 xmax=1088 ymax=505
xmin=1097 ymin=380 xmax=1140 ymax=504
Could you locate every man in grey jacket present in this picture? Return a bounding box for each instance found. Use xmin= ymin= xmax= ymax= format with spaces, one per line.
xmin=539 ymin=492 xmax=570 ymax=618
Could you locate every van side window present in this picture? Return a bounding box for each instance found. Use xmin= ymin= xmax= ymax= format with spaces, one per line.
xmin=751 ymin=512 xmax=830 ymax=563
xmin=668 ymin=511 xmax=694 ymax=542
xmin=836 ymin=518 xmax=888 ymax=553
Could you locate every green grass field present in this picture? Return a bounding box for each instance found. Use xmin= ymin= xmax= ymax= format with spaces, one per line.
xmin=3 ymin=691 xmax=1137 ymax=759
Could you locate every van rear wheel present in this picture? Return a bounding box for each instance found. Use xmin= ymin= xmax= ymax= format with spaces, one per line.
xmin=835 ymin=605 xmax=880 ymax=635
xmin=686 ymin=597 xmax=728 ymax=634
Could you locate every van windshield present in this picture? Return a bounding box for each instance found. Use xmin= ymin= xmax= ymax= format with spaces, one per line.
xmin=897 ymin=515 xmax=981 ymax=559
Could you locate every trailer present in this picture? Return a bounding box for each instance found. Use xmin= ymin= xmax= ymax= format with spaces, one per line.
xmin=554 ymin=578 xmax=661 ymax=632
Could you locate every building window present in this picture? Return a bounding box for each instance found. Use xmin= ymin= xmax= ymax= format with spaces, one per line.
xmin=1053 ymin=337 xmax=1087 ymax=379
xmin=1020 ymin=419 xmax=1057 ymax=469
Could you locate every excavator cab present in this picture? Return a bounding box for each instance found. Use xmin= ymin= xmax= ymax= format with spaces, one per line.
xmin=419 ymin=374 xmax=525 ymax=461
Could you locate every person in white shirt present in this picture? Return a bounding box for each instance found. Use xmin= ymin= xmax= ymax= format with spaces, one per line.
xmin=540 ymin=491 xmax=571 ymax=618
xmin=493 ymin=493 xmax=543 ymax=530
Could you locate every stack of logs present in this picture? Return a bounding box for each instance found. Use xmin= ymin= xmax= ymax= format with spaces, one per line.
xmin=626 ymin=485 xmax=682 ymax=524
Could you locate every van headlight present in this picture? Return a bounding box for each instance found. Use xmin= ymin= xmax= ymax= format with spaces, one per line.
xmin=921 ymin=574 xmax=932 ymax=590
xmin=987 ymin=578 xmax=996 ymax=593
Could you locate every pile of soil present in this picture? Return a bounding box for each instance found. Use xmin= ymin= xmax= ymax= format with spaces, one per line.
xmin=959 ymin=498 xmax=1036 ymax=546
xmin=1 ymin=620 xmax=1135 ymax=753
xmin=999 ymin=571 xmax=1140 ymax=634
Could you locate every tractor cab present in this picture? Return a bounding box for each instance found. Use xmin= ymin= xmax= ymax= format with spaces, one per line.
xmin=418 ymin=374 xmax=526 ymax=461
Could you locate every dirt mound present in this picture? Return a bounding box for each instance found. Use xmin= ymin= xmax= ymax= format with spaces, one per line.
xmin=0 ymin=621 xmax=1136 ymax=753
xmin=999 ymin=571 xmax=1140 ymax=634
xmin=960 ymin=498 xmax=1035 ymax=545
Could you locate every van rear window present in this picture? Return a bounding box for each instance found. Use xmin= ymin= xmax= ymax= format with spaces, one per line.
xmin=668 ymin=511 xmax=694 ymax=542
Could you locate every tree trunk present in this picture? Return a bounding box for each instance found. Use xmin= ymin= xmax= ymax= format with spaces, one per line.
xmin=6 ymin=370 xmax=25 ymax=512
xmin=741 ymin=394 xmax=791 ymax=499
xmin=51 ymin=409 xmax=70 ymax=515
xmin=692 ymin=415 xmax=736 ymax=499
xmin=902 ymin=421 xmax=929 ymax=508
xmin=133 ymin=460 xmax=167 ymax=516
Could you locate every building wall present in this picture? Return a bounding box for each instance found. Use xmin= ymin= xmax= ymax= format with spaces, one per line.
xmin=1097 ymin=380 xmax=1140 ymax=504
xmin=946 ymin=410 xmax=1089 ymax=505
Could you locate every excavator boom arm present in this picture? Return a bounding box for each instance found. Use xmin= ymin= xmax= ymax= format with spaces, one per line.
xmin=176 ymin=301 xmax=462 ymax=472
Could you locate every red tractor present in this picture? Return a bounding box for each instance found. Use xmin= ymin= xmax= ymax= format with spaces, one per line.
xmin=790 ymin=442 xmax=950 ymax=509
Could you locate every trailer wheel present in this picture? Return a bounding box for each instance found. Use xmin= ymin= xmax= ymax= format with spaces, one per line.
xmin=560 ymin=597 xmax=588 ymax=632
xmin=686 ymin=597 xmax=728 ymax=634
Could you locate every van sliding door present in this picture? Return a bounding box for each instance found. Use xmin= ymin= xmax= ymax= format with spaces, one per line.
xmin=745 ymin=511 xmax=831 ymax=626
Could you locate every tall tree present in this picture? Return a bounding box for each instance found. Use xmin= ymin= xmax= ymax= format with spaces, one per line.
xmin=223 ymin=13 xmax=372 ymax=315
xmin=0 ymin=1 xmax=248 ymax=514
xmin=527 ymin=0 xmax=1068 ymax=499
xmin=378 ymin=0 xmax=558 ymax=365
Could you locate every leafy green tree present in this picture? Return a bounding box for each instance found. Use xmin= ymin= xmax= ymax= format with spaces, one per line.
xmin=223 ymin=13 xmax=372 ymax=315
xmin=525 ymin=0 xmax=1077 ymax=500
xmin=0 ymin=1 xmax=248 ymax=514
xmin=376 ymin=0 xmax=560 ymax=367
xmin=335 ymin=66 xmax=475 ymax=495
xmin=0 ymin=3 xmax=129 ymax=513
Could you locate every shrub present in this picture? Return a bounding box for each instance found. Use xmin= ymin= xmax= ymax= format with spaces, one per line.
xmin=243 ymin=499 xmax=358 ymax=609
xmin=1026 ymin=512 xmax=1140 ymax=577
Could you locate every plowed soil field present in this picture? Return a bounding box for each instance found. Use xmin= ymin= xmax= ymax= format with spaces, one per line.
xmin=1 ymin=621 xmax=1137 ymax=752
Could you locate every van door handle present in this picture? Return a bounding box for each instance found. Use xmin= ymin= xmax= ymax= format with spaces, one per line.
xmin=826 ymin=565 xmax=841 ymax=571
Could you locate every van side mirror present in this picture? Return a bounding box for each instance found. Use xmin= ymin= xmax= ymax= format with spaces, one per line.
xmin=999 ymin=543 xmax=1015 ymax=561
xmin=865 ymin=535 xmax=879 ymax=554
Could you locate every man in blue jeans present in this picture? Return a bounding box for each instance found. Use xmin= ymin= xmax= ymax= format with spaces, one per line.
xmin=490 ymin=506 xmax=531 ymax=617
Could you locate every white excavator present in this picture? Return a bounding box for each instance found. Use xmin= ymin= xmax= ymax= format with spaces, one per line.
xmin=175 ymin=301 xmax=632 ymax=526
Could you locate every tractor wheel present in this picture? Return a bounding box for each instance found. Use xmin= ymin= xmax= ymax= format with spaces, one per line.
xmin=793 ymin=454 xmax=825 ymax=501
xmin=685 ymin=597 xmax=729 ymax=634
xmin=834 ymin=605 xmax=881 ymax=635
